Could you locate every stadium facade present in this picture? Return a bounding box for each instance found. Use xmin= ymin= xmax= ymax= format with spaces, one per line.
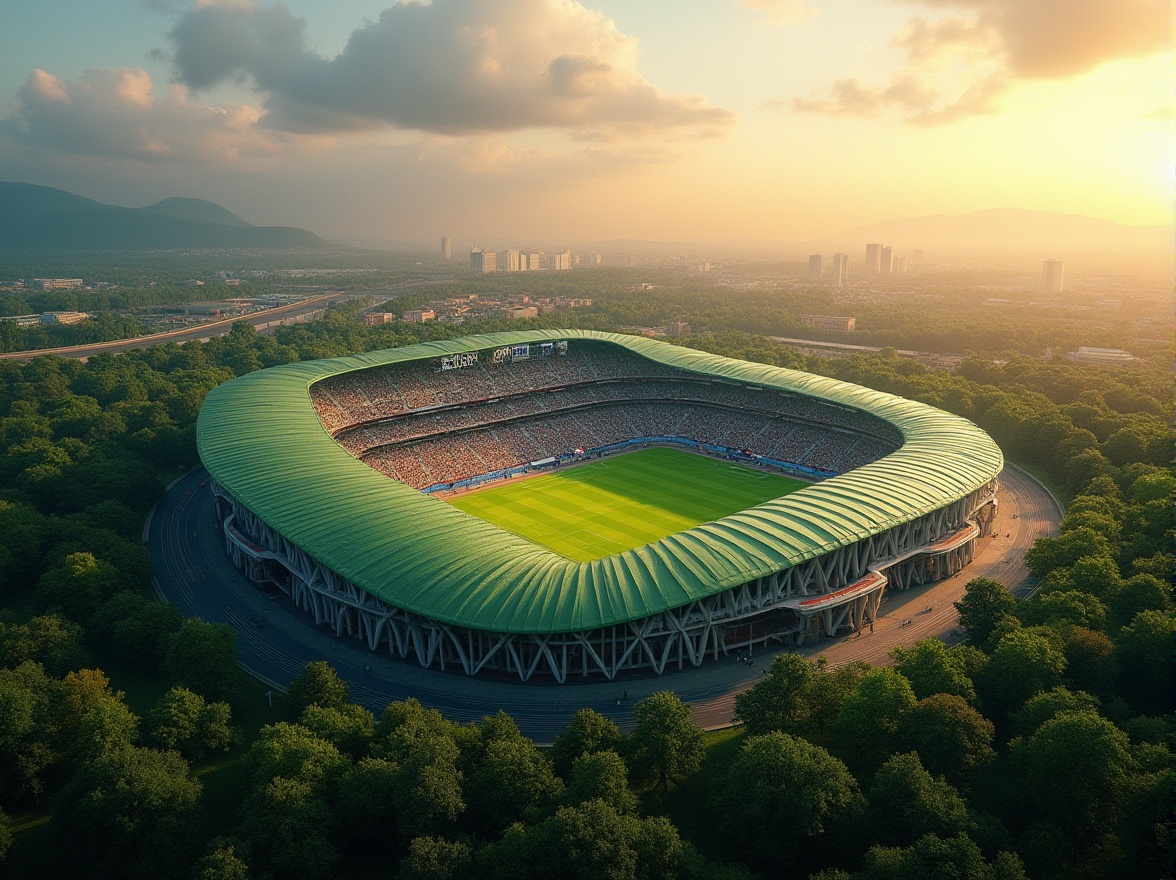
xmin=197 ymin=331 xmax=1002 ymax=682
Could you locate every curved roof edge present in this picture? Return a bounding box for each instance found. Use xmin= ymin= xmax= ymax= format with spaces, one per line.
xmin=197 ymin=330 xmax=1003 ymax=634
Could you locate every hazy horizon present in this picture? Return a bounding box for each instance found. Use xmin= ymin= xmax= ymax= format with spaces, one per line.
xmin=2 ymin=1 xmax=1170 ymax=244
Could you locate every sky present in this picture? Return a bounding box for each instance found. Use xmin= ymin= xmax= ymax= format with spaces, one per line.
xmin=0 ymin=0 xmax=1170 ymax=244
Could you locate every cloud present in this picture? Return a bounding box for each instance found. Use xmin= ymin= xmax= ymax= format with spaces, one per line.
xmin=912 ymin=0 xmax=1170 ymax=79
xmin=790 ymin=0 xmax=1170 ymax=124
xmin=166 ymin=0 xmax=736 ymax=139
xmin=0 ymin=67 xmax=304 ymax=161
xmin=736 ymin=0 xmax=817 ymax=25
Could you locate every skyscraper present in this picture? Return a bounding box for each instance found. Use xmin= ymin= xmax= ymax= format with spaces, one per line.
xmin=832 ymin=253 xmax=849 ymax=289
xmin=499 ymin=249 xmax=521 ymax=272
xmin=865 ymin=243 xmax=882 ymax=273
xmin=1042 ymin=259 xmax=1065 ymax=292
xmin=441 ymin=236 xmax=451 ymax=260
xmin=879 ymin=246 xmax=893 ymax=274
xmin=470 ymin=248 xmax=496 ymax=273
xmin=807 ymin=254 xmax=823 ymax=281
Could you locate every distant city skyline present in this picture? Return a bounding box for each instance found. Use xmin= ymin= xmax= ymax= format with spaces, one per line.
xmin=0 ymin=1 xmax=1168 ymax=244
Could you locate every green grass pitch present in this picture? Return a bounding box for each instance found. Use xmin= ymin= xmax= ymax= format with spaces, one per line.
xmin=447 ymin=446 xmax=809 ymax=562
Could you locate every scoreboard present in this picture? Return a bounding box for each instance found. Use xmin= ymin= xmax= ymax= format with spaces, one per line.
xmin=491 ymin=340 xmax=568 ymax=364
xmin=441 ymin=340 xmax=568 ymax=371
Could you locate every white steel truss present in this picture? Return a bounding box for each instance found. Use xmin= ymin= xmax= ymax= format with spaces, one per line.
xmin=210 ymin=478 xmax=997 ymax=682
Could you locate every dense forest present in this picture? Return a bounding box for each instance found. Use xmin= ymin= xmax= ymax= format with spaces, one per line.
xmin=0 ymin=292 xmax=1170 ymax=878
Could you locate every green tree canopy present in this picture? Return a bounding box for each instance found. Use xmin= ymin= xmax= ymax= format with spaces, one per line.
xmin=894 ymin=694 xmax=995 ymax=786
xmin=1011 ymin=710 xmax=1135 ymax=850
xmin=550 ymin=708 xmax=621 ymax=778
xmin=954 ymin=578 xmax=1017 ymax=649
xmin=146 ymin=686 xmax=234 ymax=761
xmin=162 ymin=620 xmax=239 ymax=703
xmin=565 ymin=750 xmax=638 ymax=815
xmin=866 ymin=752 xmax=973 ymax=846
xmin=891 ymin=639 xmax=978 ymax=703
xmin=832 ymin=668 xmax=917 ymax=774
xmin=713 ymin=731 xmax=864 ymax=870
xmin=626 ymin=692 xmax=704 ymax=795
xmin=52 ymin=745 xmax=202 ymax=880
xmin=286 ymin=660 xmax=350 ymax=716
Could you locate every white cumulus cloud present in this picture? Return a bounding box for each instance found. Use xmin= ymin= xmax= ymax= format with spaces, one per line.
xmin=166 ymin=0 xmax=736 ymax=139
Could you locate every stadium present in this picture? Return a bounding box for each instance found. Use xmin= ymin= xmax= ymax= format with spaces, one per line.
xmin=197 ymin=330 xmax=1003 ymax=682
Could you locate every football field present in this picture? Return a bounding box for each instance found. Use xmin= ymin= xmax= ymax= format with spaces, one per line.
xmin=447 ymin=446 xmax=808 ymax=562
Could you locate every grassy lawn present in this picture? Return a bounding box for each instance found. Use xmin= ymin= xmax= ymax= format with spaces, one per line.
xmin=448 ymin=447 xmax=808 ymax=561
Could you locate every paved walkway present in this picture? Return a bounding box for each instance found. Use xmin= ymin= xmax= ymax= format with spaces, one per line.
xmin=148 ymin=465 xmax=1060 ymax=742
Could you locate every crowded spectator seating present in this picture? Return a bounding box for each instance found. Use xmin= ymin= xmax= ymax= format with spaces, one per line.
xmin=309 ymin=343 xmax=903 ymax=490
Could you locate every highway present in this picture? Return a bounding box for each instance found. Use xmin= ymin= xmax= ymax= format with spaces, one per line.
xmin=149 ymin=464 xmax=1061 ymax=742
xmin=0 ymin=279 xmax=452 ymax=361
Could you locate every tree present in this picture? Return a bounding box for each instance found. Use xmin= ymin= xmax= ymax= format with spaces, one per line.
xmin=954 ymin=578 xmax=1017 ymax=648
xmin=1061 ymin=627 xmax=1116 ymax=698
xmin=894 ymin=695 xmax=995 ymax=786
xmin=52 ymin=745 xmax=202 ymax=880
xmin=90 ymin=591 xmax=182 ymax=667
xmin=0 ymin=661 xmax=60 ymax=802
xmin=146 ymin=686 xmax=234 ymax=761
xmin=733 ymin=651 xmax=816 ymax=735
xmin=74 ymin=698 xmax=140 ymax=761
xmin=1114 ymin=609 xmax=1174 ymax=713
xmin=467 ymin=735 xmax=563 ymax=833
xmin=518 ymin=799 xmax=683 ymax=880
xmin=859 ymin=833 xmax=1026 ymax=880
xmin=193 ymin=839 xmax=252 ymax=880
xmin=1018 ymin=590 xmax=1106 ymax=631
xmin=974 ymin=629 xmax=1066 ymax=719
xmin=626 ymin=692 xmax=704 ymax=795
xmin=712 ymin=731 xmax=864 ymax=870
xmin=163 ymin=620 xmax=239 ymax=703
xmin=399 ymin=836 xmax=472 ymax=880
xmin=1107 ymin=574 xmax=1170 ymax=632
xmin=831 ymin=668 xmax=916 ymax=774
xmin=247 ymin=722 xmax=350 ymax=794
xmin=298 ymin=703 xmax=375 ymax=759
xmin=550 ymin=708 xmax=621 ymax=778
xmin=33 ymin=551 xmax=122 ymax=624
xmin=1024 ymin=530 xmax=1112 ymax=581
xmin=335 ymin=756 xmax=400 ymax=847
xmin=1011 ymin=710 xmax=1134 ymax=849
xmin=891 ymin=639 xmax=977 ymax=703
xmin=0 ymin=806 xmax=10 ymax=864
xmin=867 ymin=752 xmax=972 ymax=846
xmin=286 ymin=660 xmax=350 ymax=716
xmin=1009 ymin=687 xmax=1101 ymax=740
xmin=0 ymin=614 xmax=88 ymax=676
xmin=566 ymin=750 xmax=638 ymax=814
xmin=238 ymin=775 xmax=338 ymax=880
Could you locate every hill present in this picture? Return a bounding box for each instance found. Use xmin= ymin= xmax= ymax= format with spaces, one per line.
xmin=817 ymin=208 xmax=1171 ymax=255
xmin=0 ymin=182 xmax=322 ymax=250
xmin=140 ymin=197 xmax=252 ymax=228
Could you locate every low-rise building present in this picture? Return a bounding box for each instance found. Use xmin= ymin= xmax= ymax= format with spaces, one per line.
xmin=799 ymin=314 xmax=856 ymax=333
xmin=30 ymin=278 xmax=83 ymax=290
xmin=40 ymin=311 xmax=89 ymax=325
xmin=402 ymin=309 xmax=435 ymax=323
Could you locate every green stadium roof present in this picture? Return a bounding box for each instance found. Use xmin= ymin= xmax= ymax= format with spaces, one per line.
xmin=197 ymin=330 xmax=1003 ymax=634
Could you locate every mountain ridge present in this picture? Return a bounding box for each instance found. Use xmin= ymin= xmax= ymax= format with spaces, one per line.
xmin=0 ymin=182 xmax=322 ymax=250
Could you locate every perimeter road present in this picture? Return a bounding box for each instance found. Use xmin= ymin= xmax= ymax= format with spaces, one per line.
xmin=149 ymin=464 xmax=1060 ymax=742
